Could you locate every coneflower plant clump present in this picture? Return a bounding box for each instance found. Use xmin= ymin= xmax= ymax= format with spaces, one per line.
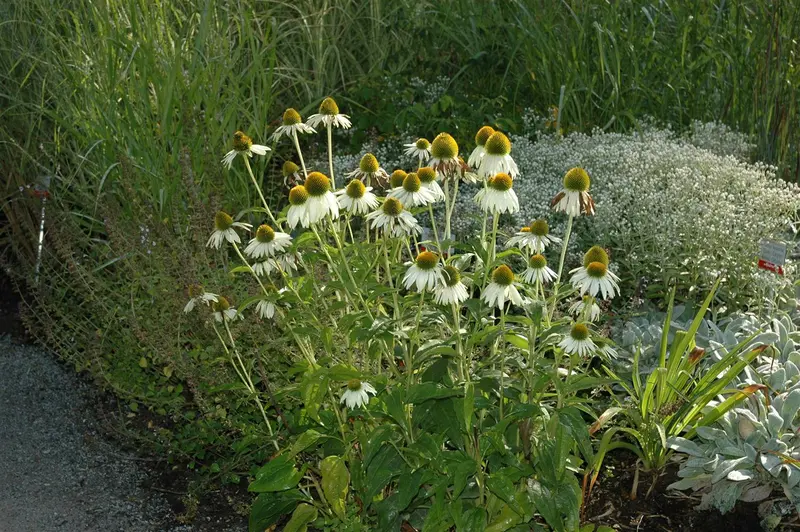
xmin=185 ymin=107 xmax=785 ymax=531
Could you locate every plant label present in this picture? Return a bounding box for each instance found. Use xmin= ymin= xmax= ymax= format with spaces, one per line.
xmin=758 ymin=239 xmax=786 ymax=275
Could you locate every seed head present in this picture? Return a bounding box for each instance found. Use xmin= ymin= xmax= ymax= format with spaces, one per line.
xmin=417 ymin=167 xmax=436 ymax=184
xmin=529 ymin=219 xmax=549 ymax=236
xmin=214 ymin=211 xmax=233 ymax=231
xmin=586 ymin=261 xmax=607 ymax=278
xmin=382 ymin=197 xmax=403 ymax=216
xmin=570 ymin=323 xmax=589 ymax=341
xmin=304 ymin=172 xmax=331 ymax=197
xmin=563 ymin=167 xmax=590 ymax=192
xmin=347 ymin=378 xmax=362 ymax=391
xmin=583 ymin=246 xmax=609 ymax=267
xmin=282 ymin=108 xmax=302 ymax=126
xmin=359 ymin=153 xmax=380 ymax=173
xmin=319 ymin=96 xmax=339 ymax=115
xmin=415 ymin=251 xmax=439 ymax=270
xmin=187 ymin=284 xmax=203 ymax=298
xmin=484 ymin=131 xmax=511 ymax=156
xmin=346 ymin=179 xmax=366 ymax=199
xmin=232 ymin=130 xmax=252 ymax=152
xmin=402 ymin=173 xmax=422 ymax=193
xmin=529 ymin=254 xmax=547 ymax=269
xmin=288 ymin=185 xmax=309 ymax=205
xmin=475 ymin=126 xmax=495 ymax=147
xmin=492 ymin=265 xmax=514 ymax=286
xmin=256 ymin=224 xmax=275 ymax=243
xmin=443 ymin=265 xmax=461 ymax=286
xmin=390 ymin=169 xmax=408 ymax=188
xmin=488 ymin=173 xmax=513 ymax=192
xmin=431 ymin=133 xmax=458 ymax=159
xmin=282 ymin=161 xmax=300 ymax=177
xmin=212 ymin=296 xmax=230 ymax=312
xmin=415 ymin=138 xmax=430 ymax=150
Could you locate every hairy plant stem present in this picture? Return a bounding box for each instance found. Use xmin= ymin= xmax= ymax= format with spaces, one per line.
xmin=214 ymin=321 xmax=279 ymax=450
xmin=427 ymin=203 xmax=442 ymax=255
xmin=243 ymin=156 xmax=279 ymax=227
xmin=291 ymin=130 xmax=309 ymax=179
xmin=326 ymin=123 xmax=335 ymax=189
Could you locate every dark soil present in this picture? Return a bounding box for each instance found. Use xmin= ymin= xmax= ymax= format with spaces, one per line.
xmin=582 ymin=451 xmax=772 ymax=531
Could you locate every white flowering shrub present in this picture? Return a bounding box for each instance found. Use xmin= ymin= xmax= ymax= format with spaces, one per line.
xmin=449 ymin=124 xmax=800 ymax=306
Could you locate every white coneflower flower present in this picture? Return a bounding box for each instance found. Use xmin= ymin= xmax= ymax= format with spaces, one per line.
xmin=366 ymin=197 xmax=422 ymax=238
xmin=478 ymin=131 xmax=519 ymax=178
xmin=340 ymin=379 xmax=377 ymax=409
xmin=183 ymin=285 xmax=218 ymax=313
xmin=403 ymin=251 xmax=444 ymax=292
xmin=416 ymin=167 xmax=445 ymax=202
xmin=551 ymin=167 xmax=595 ymax=217
xmin=304 ymin=172 xmax=339 ymax=224
xmin=468 ymin=126 xmax=495 ymax=168
xmin=521 ymin=254 xmax=556 ymax=284
xmin=306 ymin=97 xmax=351 ymax=129
xmin=346 ymin=153 xmax=390 ymax=188
xmin=207 ymin=211 xmax=252 ymax=249
xmin=570 ymin=246 xmax=619 ymax=300
xmin=287 ymin=185 xmax=311 ymax=229
xmin=256 ymin=299 xmax=276 ymax=320
xmin=389 ymin=172 xmax=436 ymax=207
xmin=336 ymin=179 xmax=379 ymax=215
xmin=245 ymin=224 xmax=292 ymax=259
xmin=482 ymin=265 xmax=524 ymax=309
xmin=404 ymin=138 xmax=432 ymax=165
xmin=271 ymin=108 xmax=316 ymax=141
xmin=252 ymin=253 xmax=299 ymax=276
xmin=211 ymin=296 xmax=241 ymax=322
xmin=428 ymin=133 xmax=461 ymax=175
xmin=506 ymin=219 xmax=562 ymax=254
xmin=434 ymin=265 xmax=469 ymax=305
xmin=474 ymin=173 xmax=519 ymax=214
xmin=559 ymin=323 xmax=596 ymax=356
xmin=569 ymin=296 xmax=601 ymax=322
xmin=282 ymin=160 xmax=302 ymax=187
xmin=221 ymin=130 xmax=270 ymax=170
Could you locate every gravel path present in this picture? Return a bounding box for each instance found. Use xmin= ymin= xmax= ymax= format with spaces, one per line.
xmin=0 ymin=335 xmax=192 ymax=532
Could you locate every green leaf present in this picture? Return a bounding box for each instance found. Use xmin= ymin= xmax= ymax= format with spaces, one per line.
xmin=485 ymin=503 xmax=523 ymax=532
xmin=288 ymin=429 xmax=325 ymax=458
xmin=283 ymin=503 xmax=318 ymax=532
xmin=321 ymin=456 xmax=350 ymax=520
xmin=450 ymin=503 xmax=487 ymax=531
xmin=248 ymin=490 xmax=307 ymax=532
xmin=249 ymin=455 xmax=304 ymax=493
xmin=406 ymin=382 xmax=463 ymax=404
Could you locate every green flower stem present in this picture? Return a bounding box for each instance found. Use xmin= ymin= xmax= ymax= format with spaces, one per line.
xmin=216 ymin=321 xmax=279 ymax=451
xmin=498 ymin=305 xmax=507 ymax=419
xmin=326 ymin=123 xmax=336 ymax=189
xmin=243 ymin=156 xmax=279 ymax=227
xmin=555 ymin=214 xmax=574 ymax=283
xmin=445 ymin=177 xmax=460 ymax=242
xmin=291 ymin=130 xmax=309 ymax=179
xmin=482 ymin=214 xmax=500 ymax=288
xmin=549 ymin=214 xmax=574 ymax=322
xmin=427 ymin=203 xmax=442 ymax=255
xmin=452 ymin=303 xmax=466 ymax=382
xmin=326 ymin=215 xmax=374 ymax=321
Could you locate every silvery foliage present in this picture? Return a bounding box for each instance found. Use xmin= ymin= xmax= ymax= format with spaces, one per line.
xmin=449 ymin=121 xmax=800 ymax=305
xmin=665 ymin=309 xmax=800 ymax=525
xmin=685 ymin=120 xmax=755 ymax=161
